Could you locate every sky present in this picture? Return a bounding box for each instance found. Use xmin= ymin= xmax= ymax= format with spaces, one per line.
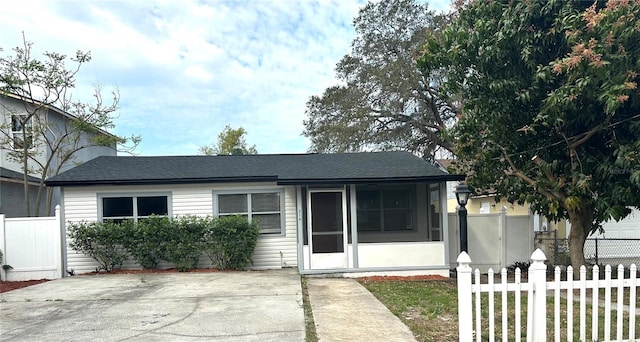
xmin=0 ymin=0 xmax=451 ymax=156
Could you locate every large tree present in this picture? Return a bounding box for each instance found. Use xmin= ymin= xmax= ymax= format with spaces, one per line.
xmin=420 ymin=0 xmax=640 ymax=268
xmin=199 ymin=125 xmax=257 ymax=156
xmin=0 ymin=36 xmax=139 ymax=216
xmin=303 ymin=0 xmax=456 ymax=160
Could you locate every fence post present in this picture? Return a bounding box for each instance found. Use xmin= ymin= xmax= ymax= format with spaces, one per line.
xmin=54 ymin=205 xmax=63 ymax=278
xmin=0 ymin=213 xmax=5 ymax=281
xmin=500 ymin=206 xmax=507 ymax=269
xmin=457 ymin=252 xmax=473 ymax=342
xmin=594 ymin=238 xmax=599 ymax=265
xmin=529 ymin=249 xmax=548 ymax=342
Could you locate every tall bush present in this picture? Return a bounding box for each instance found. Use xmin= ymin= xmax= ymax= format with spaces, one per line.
xmin=67 ymin=221 xmax=128 ymax=272
xmin=122 ymin=216 xmax=171 ymax=269
xmin=162 ymin=216 xmax=209 ymax=271
xmin=204 ymin=215 xmax=260 ymax=270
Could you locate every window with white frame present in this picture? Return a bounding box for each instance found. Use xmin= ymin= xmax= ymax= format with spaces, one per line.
xmin=100 ymin=194 xmax=169 ymax=223
xmin=356 ymin=185 xmax=416 ymax=232
xmin=10 ymin=115 xmax=33 ymax=149
xmin=215 ymin=190 xmax=284 ymax=234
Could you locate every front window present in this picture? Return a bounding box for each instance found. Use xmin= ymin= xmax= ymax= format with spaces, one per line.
xmin=215 ymin=190 xmax=284 ymax=234
xmin=10 ymin=115 xmax=33 ymax=149
xmin=100 ymin=195 xmax=169 ymax=223
xmin=356 ymin=185 xmax=416 ymax=232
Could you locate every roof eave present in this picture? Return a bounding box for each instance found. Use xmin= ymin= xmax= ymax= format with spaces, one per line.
xmin=45 ymin=176 xmax=279 ymax=187
xmin=276 ymin=174 xmax=465 ymax=185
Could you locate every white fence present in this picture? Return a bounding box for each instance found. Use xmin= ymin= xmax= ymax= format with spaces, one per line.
xmin=0 ymin=206 xmax=63 ymax=281
xmin=457 ymin=249 xmax=638 ymax=342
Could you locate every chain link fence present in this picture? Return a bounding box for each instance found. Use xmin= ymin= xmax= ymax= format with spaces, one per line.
xmin=535 ymin=232 xmax=640 ymax=268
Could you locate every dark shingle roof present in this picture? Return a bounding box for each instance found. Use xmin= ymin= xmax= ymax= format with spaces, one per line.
xmin=45 ymin=151 xmax=464 ymax=186
xmin=1 ymin=167 xmax=41 ymax=183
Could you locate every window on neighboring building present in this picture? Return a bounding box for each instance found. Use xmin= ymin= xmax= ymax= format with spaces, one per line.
xmin=356 ymin=185 xmax=416 ymax=232
xmin=10 ymin=115 xmax=33 ymax=149
xmin=100 ymin=195 xmax=169 ymax=223
xmin=215 ymin=190 xmax=284 ymax=234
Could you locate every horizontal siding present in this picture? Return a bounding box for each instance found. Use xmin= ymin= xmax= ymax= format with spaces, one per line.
xmin=172 ymin=188 xmax=213 ymax=216
xmin=62 ymin=183 xmax=298 ymax=273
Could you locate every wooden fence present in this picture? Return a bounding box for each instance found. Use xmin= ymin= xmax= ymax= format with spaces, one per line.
xmin=0 ymin=205 xmax=63 ymax=281
xmin=457 ymin=249 xmax=638 ymax=342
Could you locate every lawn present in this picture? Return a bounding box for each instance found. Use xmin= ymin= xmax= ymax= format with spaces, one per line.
xmin=358 ymin=278 xmax=640 ymax=342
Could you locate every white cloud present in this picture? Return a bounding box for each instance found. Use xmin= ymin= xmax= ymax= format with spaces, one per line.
xmin=0 ymin=0 xmax=449 ymax=156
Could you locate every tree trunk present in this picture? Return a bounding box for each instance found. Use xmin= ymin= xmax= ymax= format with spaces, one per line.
xmin=22 ymin=160 xmax=31 ymax=217
xmin=566 ymin=204 xmax=593 ymax=271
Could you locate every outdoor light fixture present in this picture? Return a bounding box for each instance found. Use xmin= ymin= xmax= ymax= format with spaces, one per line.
xmin=455 ymin=182 xmax=471 ymax=253
xmin=455 ymin=183 xmax=471 ymax=207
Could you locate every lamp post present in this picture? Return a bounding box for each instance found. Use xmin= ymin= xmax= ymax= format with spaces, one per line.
xmin=455 ymin=182 xmax=471 ymax=253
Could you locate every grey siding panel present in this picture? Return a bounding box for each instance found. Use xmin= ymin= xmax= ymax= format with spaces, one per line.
xmin=62 ymin=184 xmax=298 ymax=274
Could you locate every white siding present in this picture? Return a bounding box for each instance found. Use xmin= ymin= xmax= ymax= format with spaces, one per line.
xmin=62 ymin=183 xmax=298 ymax=274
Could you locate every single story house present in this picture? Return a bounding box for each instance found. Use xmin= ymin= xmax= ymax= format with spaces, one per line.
xmin=46 ymin=151 xmax=464 ymax=276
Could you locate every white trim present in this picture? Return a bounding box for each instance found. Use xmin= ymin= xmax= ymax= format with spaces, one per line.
xmin=307 ymin=187 xmax=348 ymax=269
xmin=349 ymin=184 xmax=359 ymax=268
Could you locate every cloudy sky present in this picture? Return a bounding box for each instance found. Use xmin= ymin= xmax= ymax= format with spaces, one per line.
xmin=1 ymin=0 xmax=450 ymax=156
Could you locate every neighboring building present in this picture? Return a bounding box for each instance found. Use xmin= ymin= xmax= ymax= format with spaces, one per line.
xmin=0 ymin=93 xmax=117 ymax=217
xmin=46 ymin=151 xmax=464 ymax=276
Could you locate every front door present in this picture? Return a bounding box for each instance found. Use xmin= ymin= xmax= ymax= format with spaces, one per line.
xmin=308 ymin=190 xmax=348 ymax=269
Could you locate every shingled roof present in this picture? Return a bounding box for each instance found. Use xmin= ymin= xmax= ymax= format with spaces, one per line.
xmin=45 ymin=151 xmax=464 ymax=186
xmin=1 ymin=167 xmax=41 ymax=183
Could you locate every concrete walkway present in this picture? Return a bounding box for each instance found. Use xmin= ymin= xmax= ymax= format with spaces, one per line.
xmin=306 ymin=278 xmax=417 ymax=341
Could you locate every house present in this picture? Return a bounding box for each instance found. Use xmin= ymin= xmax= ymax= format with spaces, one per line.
xmin=0 ymin=93 xmax=117 ymax=217
xmin=46 ymin=151 xmax=464 ymax=276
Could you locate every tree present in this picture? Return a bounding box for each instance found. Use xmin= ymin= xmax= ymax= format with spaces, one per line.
xmin=420 ymin=0 xmax=640 ymax=268
xmin=0 ymin=36 xmax=139 ymax=216
xmin=199 ymin=125 xmax=257 ymax=156
xmin=302 ymin=0 xmax=457 ymax=160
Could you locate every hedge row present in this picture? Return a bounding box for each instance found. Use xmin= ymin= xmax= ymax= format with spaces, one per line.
xmin=67 ymin=215 xmax=260 ymax=272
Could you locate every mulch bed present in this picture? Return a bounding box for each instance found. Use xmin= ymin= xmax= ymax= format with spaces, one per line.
xmin=0 ymin=279 xmax=50 ymax=293
xmin=83 ymin=268 xmax=227 ymax=275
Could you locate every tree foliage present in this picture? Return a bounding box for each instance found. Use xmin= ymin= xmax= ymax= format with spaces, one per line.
xmin=420 ymin=0 xmax=640 ymax=268
xmin=199 ymin=125 xmax=257 ymax=155
xmin=0 ymin=36 xmax=140 ymax=216
xmin=303 ymin=0 xmax=456 ymax=160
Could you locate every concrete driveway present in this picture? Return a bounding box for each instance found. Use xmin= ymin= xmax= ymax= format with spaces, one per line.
xmin=0 ymin=269 xmax=304 ymax=341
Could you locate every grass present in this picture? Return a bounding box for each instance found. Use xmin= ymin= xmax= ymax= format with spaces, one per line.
xmin=359 ymin=279 xmax=640 ymax=342
xmin=300 ymin=276 xmax=318 ymax=342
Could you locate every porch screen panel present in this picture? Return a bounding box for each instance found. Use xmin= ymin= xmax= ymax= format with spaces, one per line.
xmin=311 ymin=192 xmax=344 ymax=253
xmin=356 ymin=185 xmax=416 ymax=233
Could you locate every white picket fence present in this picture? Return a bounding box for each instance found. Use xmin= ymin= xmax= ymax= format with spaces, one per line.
xmin=0 ymin=206 xmax=64 ymax=281
xmin=457 ymin=249 xmax=639 ymax=342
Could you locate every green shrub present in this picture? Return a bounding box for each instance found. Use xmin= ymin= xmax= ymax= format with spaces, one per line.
xmin=122 ymin=216 xmax=171 ymax=269
xmin=67 ymin=221 xmax=128 ymax=272
xmin=204 ymin=215 xmax=260 ymax=270
xmin=162 ymin=216 xmax=209 ymax=271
